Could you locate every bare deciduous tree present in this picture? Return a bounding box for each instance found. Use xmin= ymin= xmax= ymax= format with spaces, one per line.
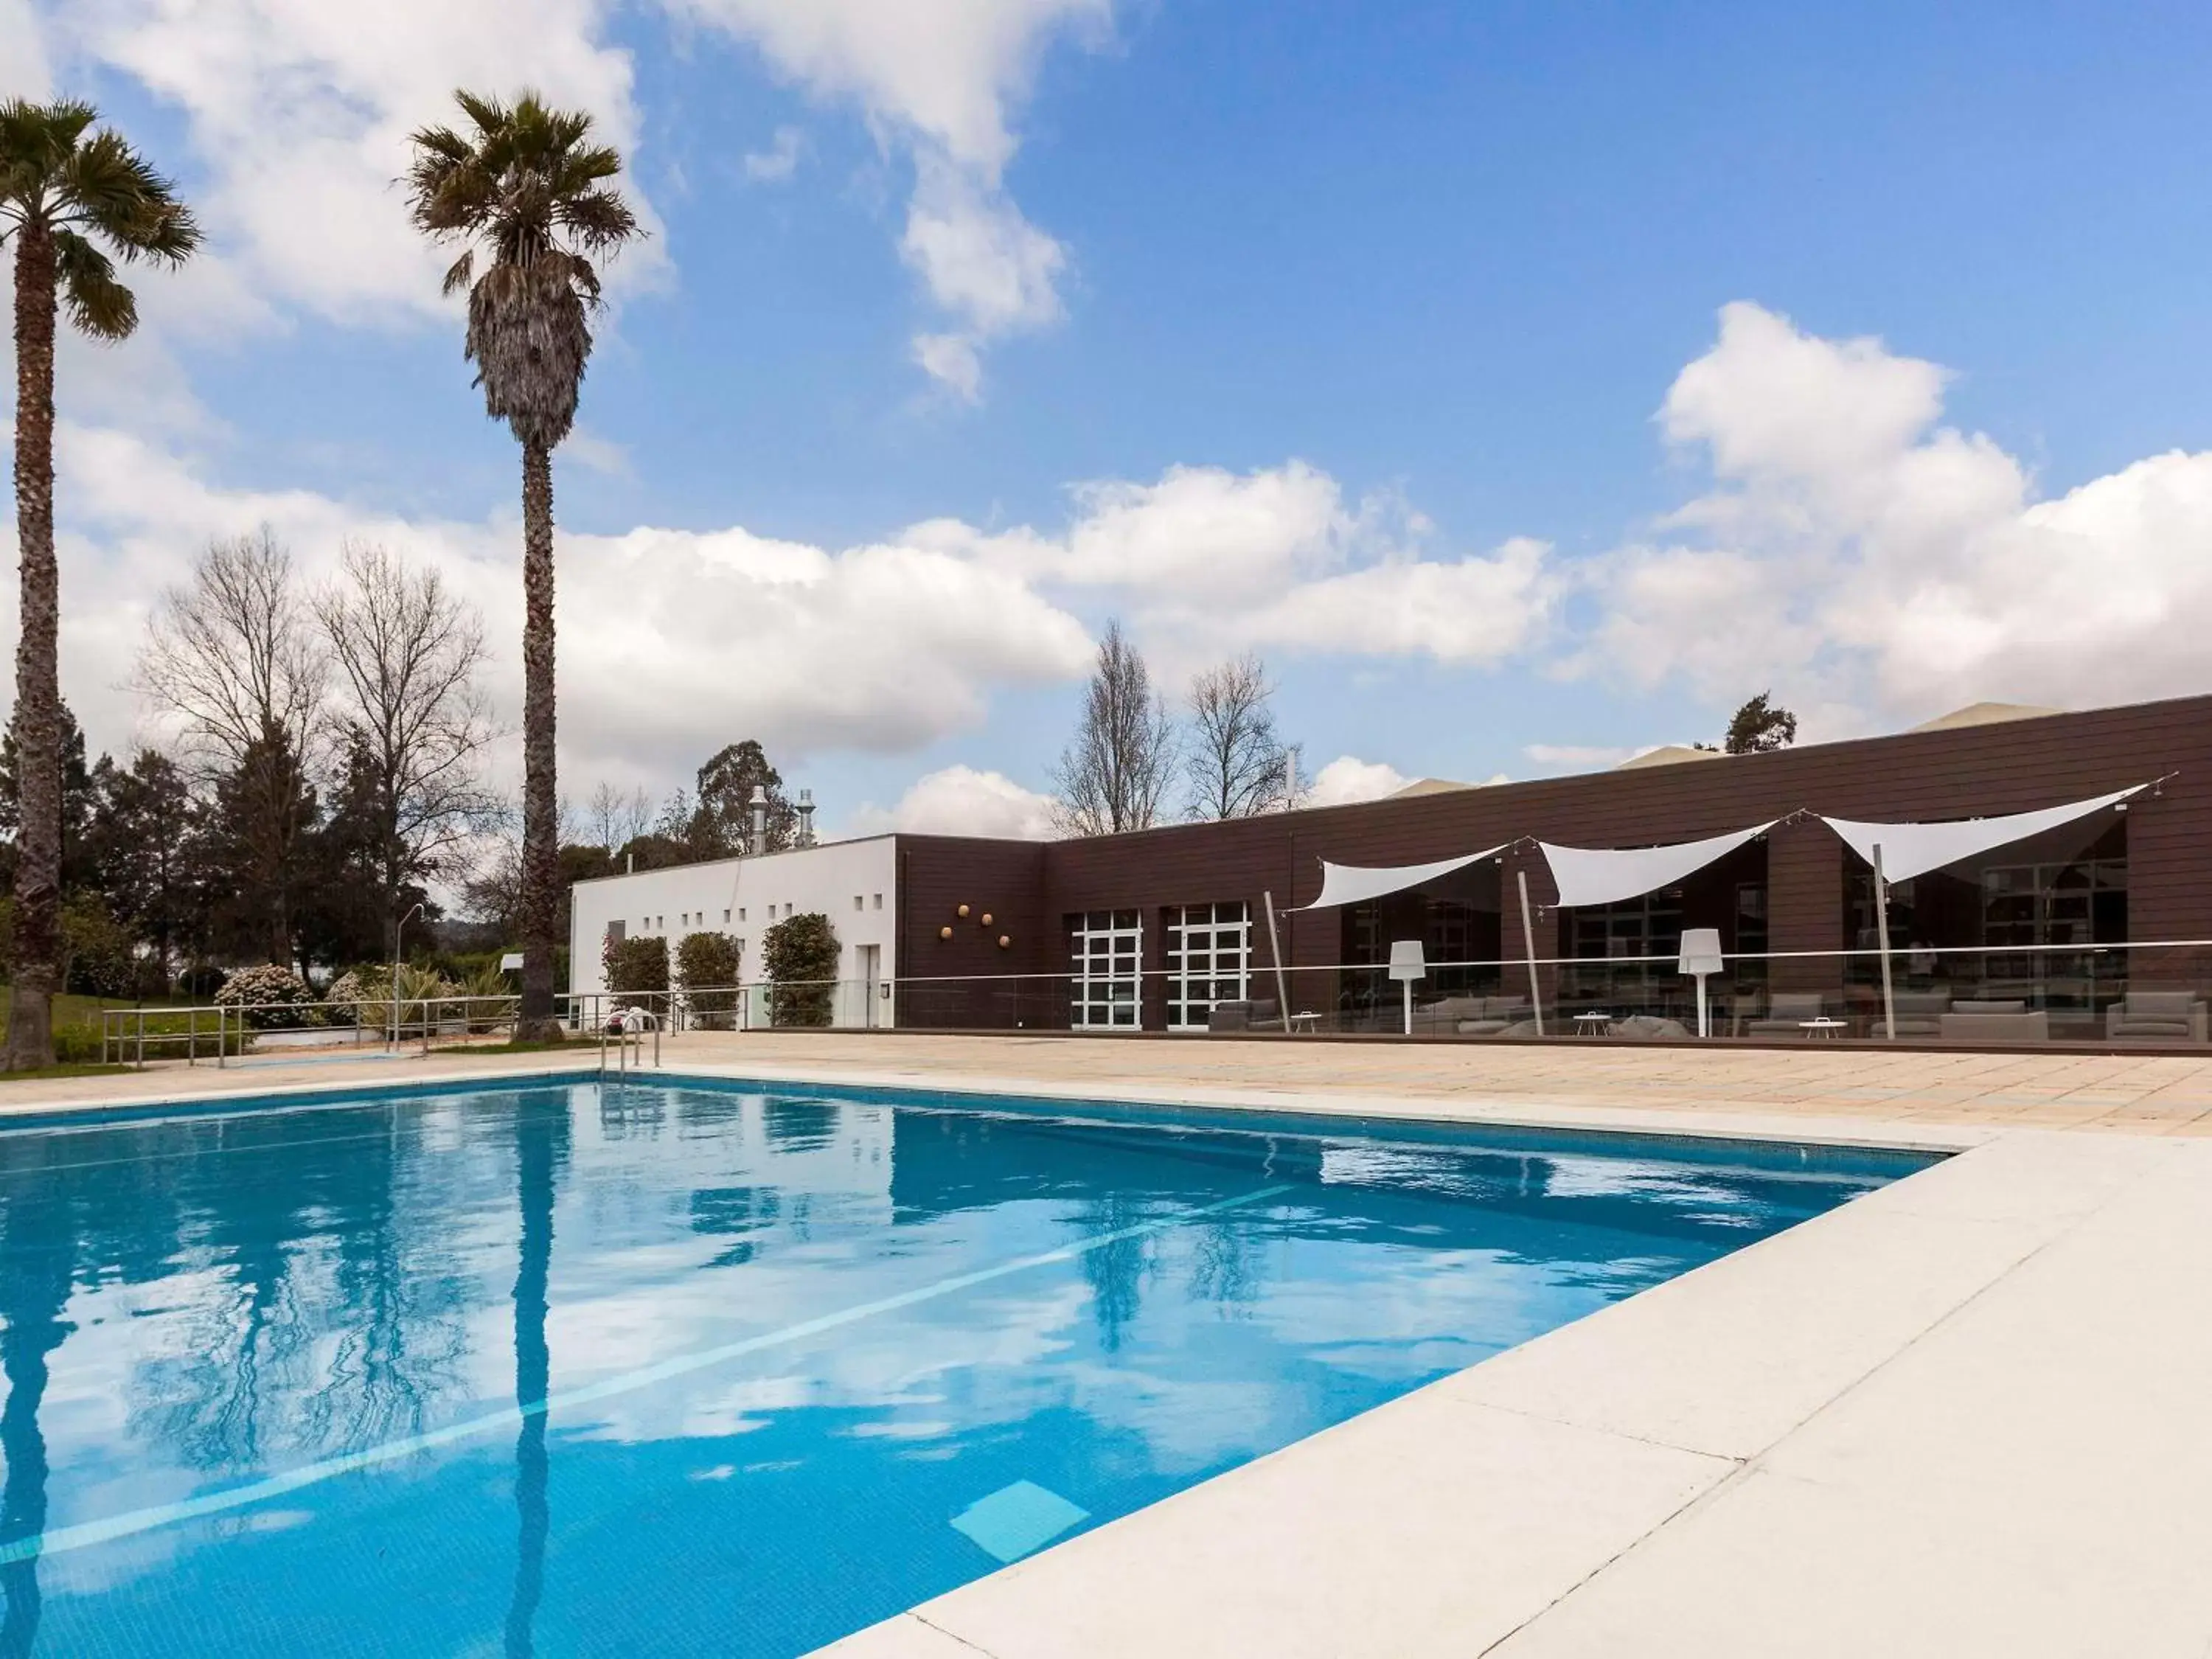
xmin=1053 ymin=621 xmax=1178 ymax=836
xmin=1185 ymin=653 xmax=1300 ymax=820
xmin=314 ymin=541 xmax=500 ymax=950
xmin=138 ymin=528 xmax=325 ymax=771
xmin=586 ymin=782 xmax=650 ymax=854
xmin=136 ymin=529 xmax=324 ymax=962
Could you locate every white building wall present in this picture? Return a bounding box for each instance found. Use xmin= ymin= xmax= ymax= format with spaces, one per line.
xmin=568 ymin=835 xmax=900 ymax=1026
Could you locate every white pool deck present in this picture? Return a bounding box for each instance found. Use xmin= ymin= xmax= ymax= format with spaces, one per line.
xmin=7 ymin=1034 xmax=2210 ymax=1655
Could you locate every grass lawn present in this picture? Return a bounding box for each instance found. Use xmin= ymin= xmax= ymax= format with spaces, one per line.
xmin=0 ymin=1062 xmax=136 ymax=1082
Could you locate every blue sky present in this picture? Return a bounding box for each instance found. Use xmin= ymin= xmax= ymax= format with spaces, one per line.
xmin=8 ymin=0 xmax=2212 ymax=838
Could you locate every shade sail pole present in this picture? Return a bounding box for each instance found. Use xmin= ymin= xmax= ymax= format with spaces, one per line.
xmin=1873 ymin=843 xmax=1897 ymax=1043
xmin=1262 ymin=891 xmax=1294 ymax=1035
xmin=1517 ymin=869 xmax=1545 ymax=1038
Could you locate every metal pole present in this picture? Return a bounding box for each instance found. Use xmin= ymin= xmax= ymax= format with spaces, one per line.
xmin=217 ymin=1004 xmax=226 ymax=1069
xmin=1517 ymin=869 xmax=1545 ymax=1038
xmin=1262 ymin=891 xmax=1295 ymax=1034
xmin=1874 ymin=842 xmax=1899 ymax=1042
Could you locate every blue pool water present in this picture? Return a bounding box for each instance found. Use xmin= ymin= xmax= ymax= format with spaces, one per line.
xmin=0 ymin=1077 xmax=1932 ymax=1656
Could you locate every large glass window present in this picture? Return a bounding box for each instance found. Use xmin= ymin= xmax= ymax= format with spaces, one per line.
xmin=1164 ymin=902 xmax=1251 ymax=1031
xmin=1068 ymin=910 xmax=1142 ymax=1029
xmin=1563 ymin=887 xmax=1684 ymax=1010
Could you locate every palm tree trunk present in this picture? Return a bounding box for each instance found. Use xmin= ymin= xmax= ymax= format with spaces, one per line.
xmin=516 ymin=439 xmax=560 ymax=1040
xmin=6 ymin=226 xmax=61 ymax=1072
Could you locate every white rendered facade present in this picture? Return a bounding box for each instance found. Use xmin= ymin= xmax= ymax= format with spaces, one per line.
xmin=568 ymin=835 xmax=900 ymax=1026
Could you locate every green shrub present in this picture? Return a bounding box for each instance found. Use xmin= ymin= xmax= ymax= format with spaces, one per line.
xmin=324 ymin=965 xmax=389 ymax=1028
xmin=52 ymin=1023 xmax=106 ymax=1064
xmin=675 ymin=931 xmax=742 ymax=1026
xmin=215 ymin=965 xmax=319 ymax=1029
xmin=603 ymin=933 xmax=669 ymax=1012
xmin=762 ymin=913 xmax=838 ymax=1028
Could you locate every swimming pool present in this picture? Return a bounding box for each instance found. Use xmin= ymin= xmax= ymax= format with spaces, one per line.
xmin=0 ymin=1075 xmax=1930 ymax=1656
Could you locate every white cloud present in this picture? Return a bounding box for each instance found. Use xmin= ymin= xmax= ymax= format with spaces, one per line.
xmin=1577 ymin=301 xmax=2212 ymax=730
xmin=741 ymin=124 xmax=805 ymax=182
xmin=0 ymin=0 xmax=51 ymax=98
xmin=911 ymin=332 xmax=983 ymax=401
xmin=661 ymin=0 xmax=1109 ymax=392
xmin=845 ymin=764 xmax=1059 ymax=839
xmin=949 ymin=462 xmax=1559 ymax=675
xmin=10 ymin=422 xmax=1093 ymax=789
xmin=1306 ymin=757 xmax=1410 ymax=807
xmin=1523 ymin=743 xmax=1639 ymax=768
xmin=40 ymin=0 xmax=662 ymax=324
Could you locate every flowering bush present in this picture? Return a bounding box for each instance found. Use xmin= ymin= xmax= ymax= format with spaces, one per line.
xmin=215 ymin=965 xmax=319 ymax=1029
xmin=324 ymin=966 xmax=391 ymax=1028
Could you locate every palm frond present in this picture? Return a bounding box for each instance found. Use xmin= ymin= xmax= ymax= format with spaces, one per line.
xmin=54 ymin=228 xmax=139 ymax=339
xmin=556 ymin=187 xmax=641 ymax=254
xmin=54 ymin=128 xmax=200 ymax=262
xmin=440 ymin=248 xmax=474 ymax=297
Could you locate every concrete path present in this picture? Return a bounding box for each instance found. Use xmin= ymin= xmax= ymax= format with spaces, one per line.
xmin=13 ymin=1029 xmax=2212 ymax=1135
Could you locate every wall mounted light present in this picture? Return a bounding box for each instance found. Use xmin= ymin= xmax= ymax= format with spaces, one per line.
xmin=981 ymin=912 xmax=994 ymax=927
xmin=957 ymin=903 xmax=970 ymax=918
xmin=998 ymin=936 xmax=1011 ymax=949
xmin=939 ymin=925 xmax=953 ymax=940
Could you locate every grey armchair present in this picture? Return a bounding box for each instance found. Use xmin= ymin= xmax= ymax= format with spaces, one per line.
xmin=1874 ymin=991 xmax=1952 ymax=1038
xmin=2104 ymin=992 xmax=2208 ymax=1044
xmin=1938 ymin=1000 xmax=2048 ymax=1043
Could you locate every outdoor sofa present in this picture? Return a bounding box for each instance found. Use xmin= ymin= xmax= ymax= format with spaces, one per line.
xmin=1206 ymin=998 xmax=1281 ymax=1033
xmin=1745 ymin=992 xmax=1829 ymax=1037
xmin=1938 ymin=999 xmax=2049 ymax=1043
xmin=2104 ymin=991 xmax=2209 ymax=1043
xmin=1873 ymin=990 xmax=1952 ymax=1038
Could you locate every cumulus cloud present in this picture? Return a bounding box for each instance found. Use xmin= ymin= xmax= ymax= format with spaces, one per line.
xmin=10 ymin=422 xmax=1093 ymax=790
xmin=844 ymin=765 xmax=1059 ymax=839
xmin=1305 ymin=757 xmax=1411 ymax=807
xmin=662 ymin=0 xmax=1108 ymax=392
xmin=947 ymin=462 xmax=1559 ymax=675
xmin=38 ymin=0 xmax=661 ymax=325
xmin=1575 ymin=301 xmax=2212 ymax=731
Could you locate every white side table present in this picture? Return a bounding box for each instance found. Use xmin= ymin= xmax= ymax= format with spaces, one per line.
xmin=1799 ymin=1018 xmax=1848 ymax=1040
xmin=1573 ymin=1012 xmax=1615 ymax=1037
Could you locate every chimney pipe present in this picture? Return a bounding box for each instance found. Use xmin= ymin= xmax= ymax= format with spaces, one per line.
xmin=749 ymin=785 xmax=768 ymax=856
xmin=797 ymin=787 xmax=817 ymax=847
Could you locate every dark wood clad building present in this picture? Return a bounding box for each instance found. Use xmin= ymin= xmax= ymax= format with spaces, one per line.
xmin=890 ymin=696 xmax=2212 ymax=1038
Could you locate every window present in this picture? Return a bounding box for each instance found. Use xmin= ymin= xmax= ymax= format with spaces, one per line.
xmin=738 ymin=908 xmax=746 ymax=922
xmin=1164 ymin=902 xmax=1251 ymax=1032
xmin=854 ymin=895 xmax=863 ymax=911
xmin=872 ymin=893 xmax=883 ymax=910
xmin=1068 ymin=910 xmax=1142 ymax=1029
xmin=723 ymin=909 xmax=731 ymax=924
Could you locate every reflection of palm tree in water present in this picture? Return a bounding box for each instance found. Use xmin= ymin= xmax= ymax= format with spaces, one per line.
xmin=1079 ymin=1192 xmax=1152 ymax=1352
xmin=506 ymin=1096 xmax=565 ymax=1658
xmin=0 ymin=1182 xmax=75 ymax=1657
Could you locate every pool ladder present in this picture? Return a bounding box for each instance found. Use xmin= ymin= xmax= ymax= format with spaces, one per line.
xmin=599 ymin=1008 xmax=661 ymax=1078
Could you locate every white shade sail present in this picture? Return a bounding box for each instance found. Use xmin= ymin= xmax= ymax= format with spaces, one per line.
xmin=1540 ymin=823 xmax=1774 ymax=909
xmin=1295 ymin=846 xmax=1509 ymax=911
xmin=1822 ymin=785 xmax=2144 ymax=883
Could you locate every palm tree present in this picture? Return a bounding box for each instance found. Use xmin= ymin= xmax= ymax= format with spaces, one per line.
xmin=406 ymin=91 xmax=641 ymax=1041
xmin=0 ymin=101 xmax=198 ymax=1071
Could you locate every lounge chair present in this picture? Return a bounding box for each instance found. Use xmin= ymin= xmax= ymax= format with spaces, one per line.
xmin=1938 ymin=1000 xmax=2048 ymax=1043
xmin=1873 ymin=990 xmax=1951 ymax=1039
xmin=1448 ymin=996 xmax=1531 ymax=1037
xmin=2104 ymin=992 xmax=2208 ymax=1044
xmin=1745 ymin=992 xmax=1829 ymax=1036
xmin=1206 ymin=998 xmax=1281 ymax=1033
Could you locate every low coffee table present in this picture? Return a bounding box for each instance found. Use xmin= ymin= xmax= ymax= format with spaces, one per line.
xmin=1573 ymin=1012 xmax=1615 ymax=1037
xmin=1799 ymin=1018 xmax=1848 ymax=1039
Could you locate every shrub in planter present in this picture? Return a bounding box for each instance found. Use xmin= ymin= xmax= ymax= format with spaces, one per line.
xmin=675 ymin=932 xmax=742 ymax=1028
xmin=762 ymin=912 xmax=838 ymax=1029
xmin=215 ymin=965 xmax=320 ymax=1030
